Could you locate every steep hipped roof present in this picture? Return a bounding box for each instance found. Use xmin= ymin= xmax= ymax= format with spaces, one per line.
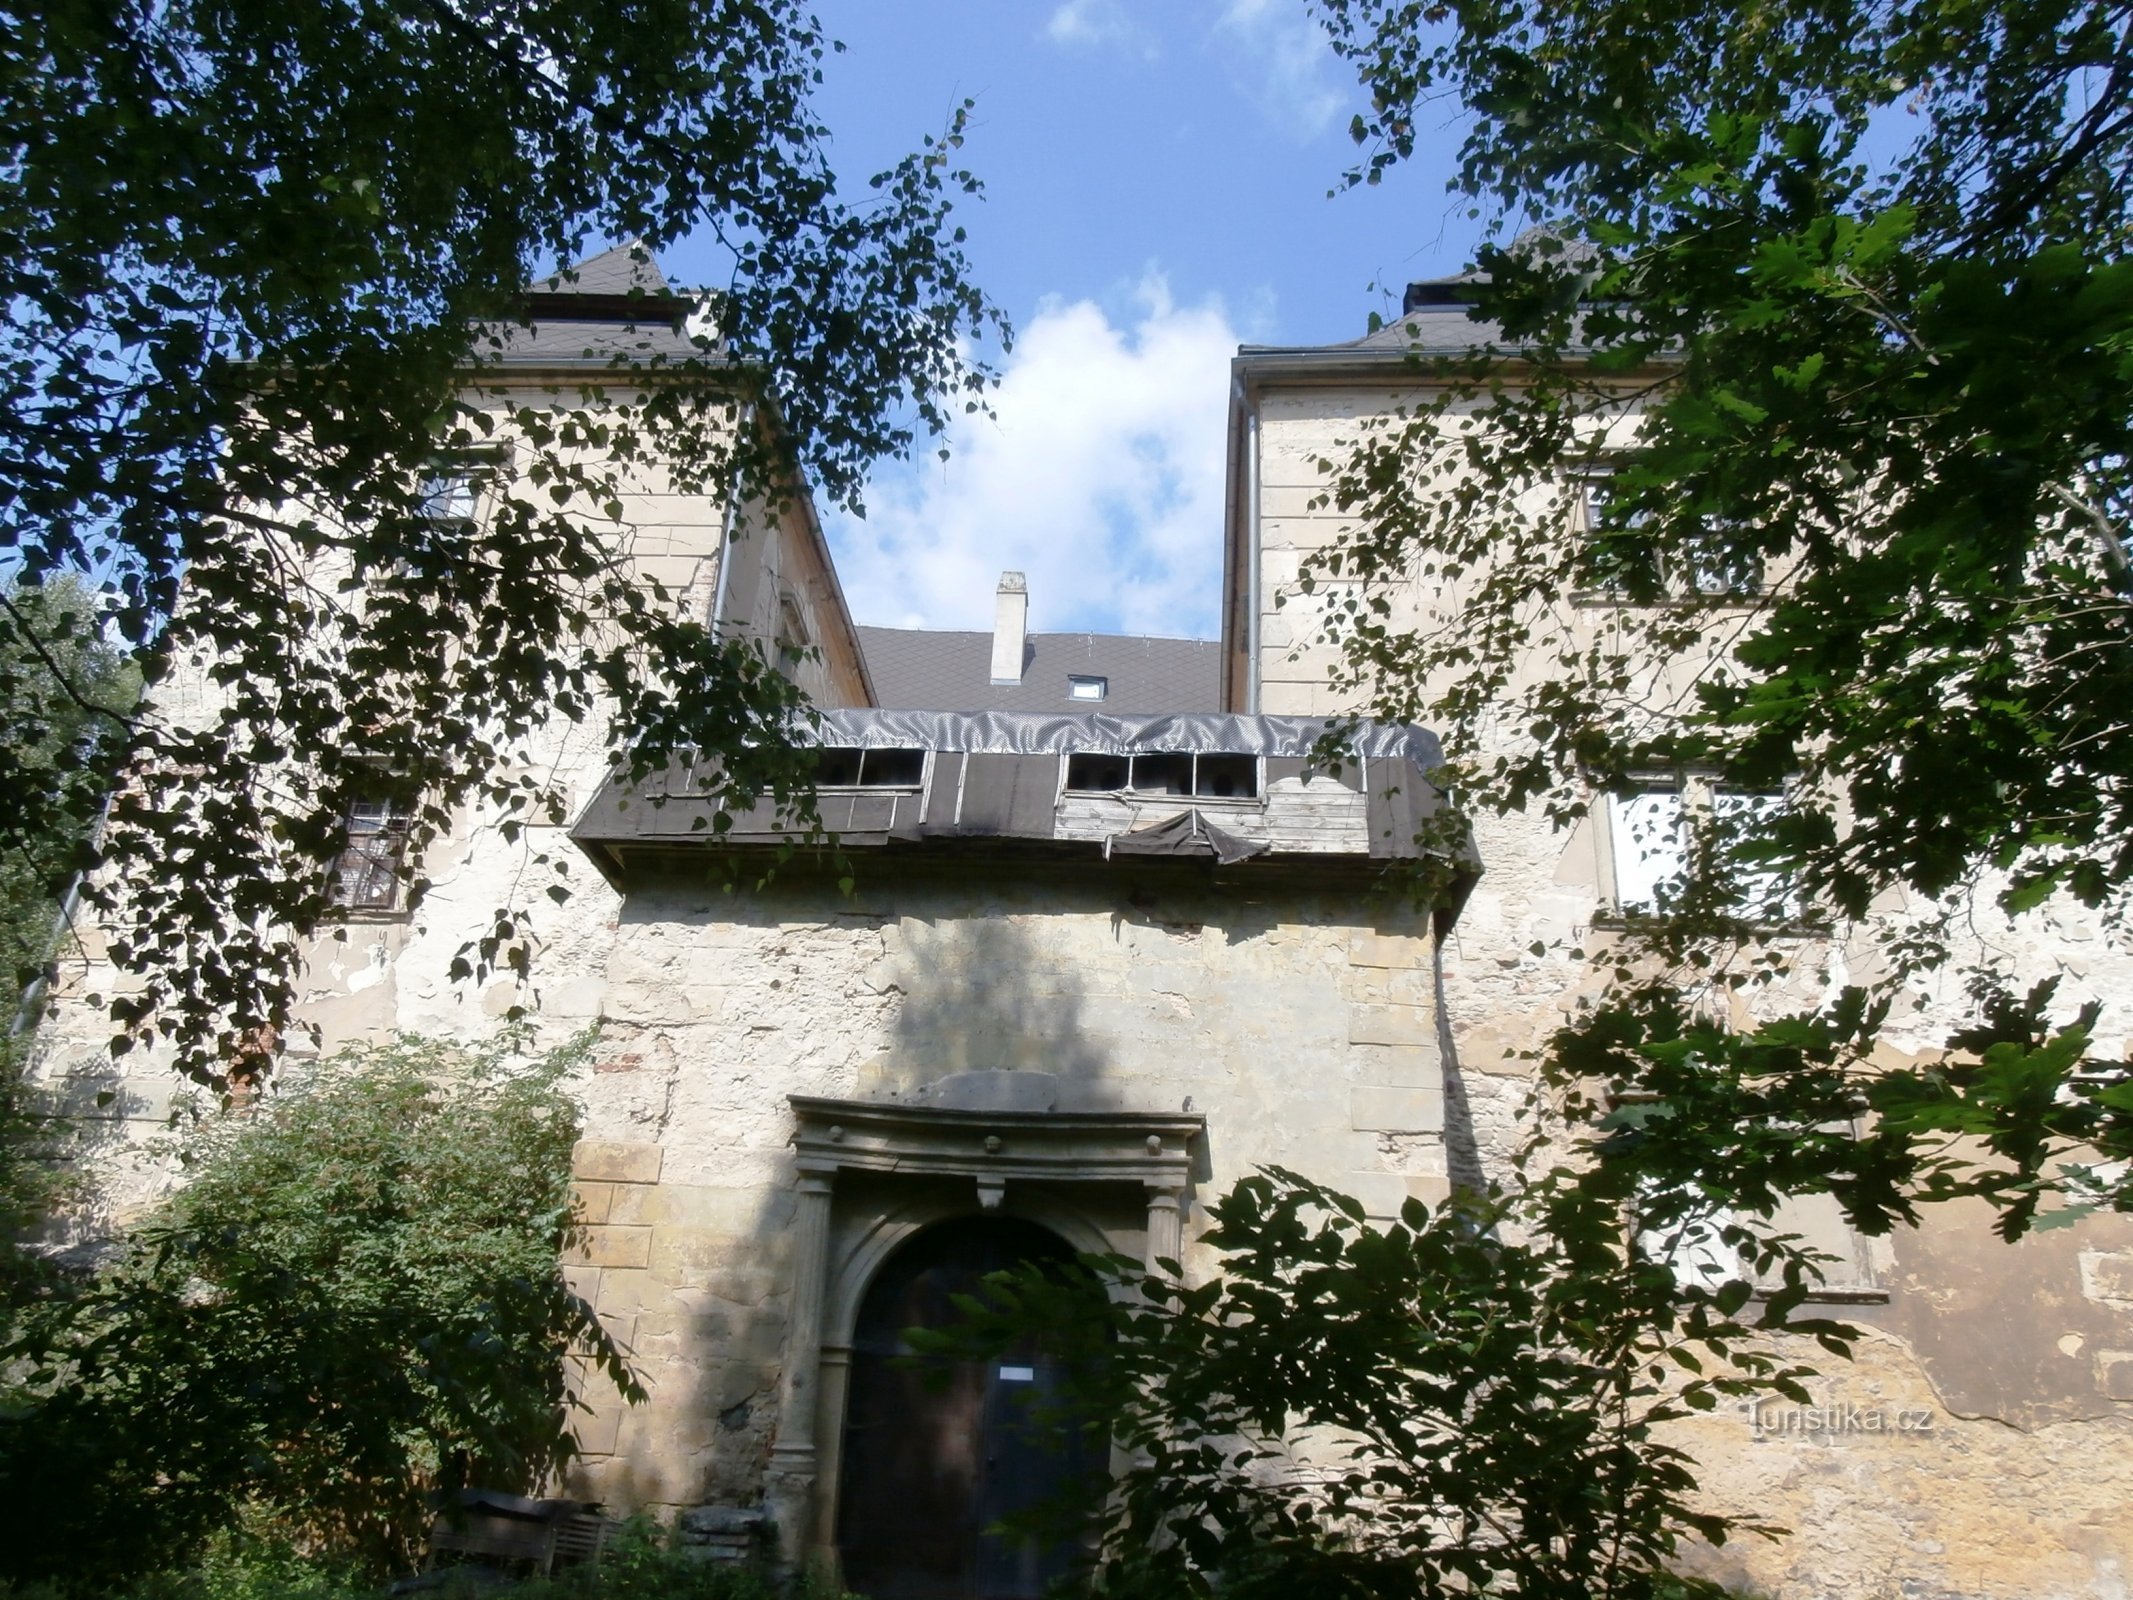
xmin=856 ymin=626 xmax=1223 ymax=715
xmin=1247 ymin=302 xmax=1520 ymax=363
xmin=1235 ymin=233 xmax=1617 ymax=373
xmin=479 ymin=242 xmax=709 ymax=369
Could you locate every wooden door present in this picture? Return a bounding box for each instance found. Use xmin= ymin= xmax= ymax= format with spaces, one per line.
xmin=836 ymin=1216 xmax=1101 ymax=1600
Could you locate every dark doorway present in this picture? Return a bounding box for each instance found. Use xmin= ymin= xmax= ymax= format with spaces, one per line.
xmin=836 ymin=1215 xmax=1103 ymax=1600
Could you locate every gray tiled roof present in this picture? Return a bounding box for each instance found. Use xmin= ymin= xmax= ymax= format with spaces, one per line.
xmin=532 ymin=242 xmax=670 ymax=297
xmin=475 ymin=243 xmax=716 ymax=370
xmin=856 ymin=626 xmax=1223 ymax=714
xmin=476 ymin=316 xmax=707 ymax=368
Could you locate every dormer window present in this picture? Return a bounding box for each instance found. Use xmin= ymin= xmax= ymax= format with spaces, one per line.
xmin=1068 ymin=675 xmax=1107 ymax=702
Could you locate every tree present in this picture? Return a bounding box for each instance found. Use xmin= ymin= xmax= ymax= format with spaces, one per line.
xmin=937 ymin=1163 xmax=1843 ymax=1600
xmin=1301 ymin=0 xmax=2133 ymax=1234
xmin=0 ymin=1031 xmax=628 ymax=1585
xmin=3 ymin=573 xmax=140 ymax=1010
xmin=2 ymin=0 xmax=1004 ymax=1084
xmin=0 ymin=573 xmax=139 ymax=1293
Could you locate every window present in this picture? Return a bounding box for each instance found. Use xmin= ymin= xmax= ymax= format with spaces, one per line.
xmin=1068 ymin=674 xmax=1107 ymax=702
xmin=1571 ymin=469 xmax=1760 ymax=599
xmin=1603 ymin=778 xmax=1803 ymax=923
xmin=331 ymin=797 xmax=411 ymax=912
xmin=1676 ymin=528 xmax=1762 ymax=598
xmin=1637 ymin=1194 xmax=1750 ymax=1293
xmin=1606 ymin=785 xmax=1687 ymax=913
xmin=1064 ymin=751 xmax=1259 ymax=800
xmin=778 ymin=593 xmax=813 ymax=654
xmin=418 ymin=465 xmax=481 ymax=530
xmin=1710 ymin=788 xmax=1795 ymax=919
xmin=1638 ymin=1184 xmax=1883 ymax=1302
xmin=813 ymin=747 xmax=926 ymax=789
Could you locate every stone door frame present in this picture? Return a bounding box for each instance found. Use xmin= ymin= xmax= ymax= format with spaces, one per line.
xmin=768 ymin=1094 xmax=1204 ymax=1567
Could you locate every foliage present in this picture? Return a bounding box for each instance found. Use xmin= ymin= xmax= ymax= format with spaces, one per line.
xmin=1303 ymin=0 xmax=2133 ymax=1231
xmin=0 ymin=1033 xmax=631 ymax=1586
xmin=0 ymin=1518 xmax=852 ymax=1600
xmin=931 ymin=1165 xmax=1847 ymax=1600
xmin=0 ymin=573 xmax=139 ymax=1294
xmin=0 ymin=573 xmax=140 ymax=1014
xmin=1 ymin=0 xmax=1005 ymax=1084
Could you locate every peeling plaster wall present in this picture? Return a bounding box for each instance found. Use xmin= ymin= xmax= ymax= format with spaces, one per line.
xmin=26 ymin=389 xmax=866 ymax=1235
xmin=1249 ymin=380 xmax=2133 ymax=1599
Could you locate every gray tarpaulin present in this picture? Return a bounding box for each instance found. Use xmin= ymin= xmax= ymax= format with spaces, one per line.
xmin=570 ymin=708 xmax=1478 ymax=903
xmin=802 ymin=708 xmax=1443 ymax=767
xmin=1104 ymin=809 xmax=1268 ymax=865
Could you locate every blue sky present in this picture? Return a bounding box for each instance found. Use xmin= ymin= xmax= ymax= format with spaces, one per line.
xmin=669 ymin=2 xmax=1485 ymax=641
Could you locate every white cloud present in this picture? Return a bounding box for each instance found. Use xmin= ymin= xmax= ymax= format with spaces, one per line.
xmin=824 ymin=276 xmax=1242 ymax=640
xmin=1043 ymin=0 xmax=1157 ymax=57
xmin=1214 ymin=0 xmax=1347 ymax=139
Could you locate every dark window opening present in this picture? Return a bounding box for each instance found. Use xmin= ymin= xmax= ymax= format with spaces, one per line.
xmin=1129 ymin=752 xmax=1194 ymax=795
xmin=815 ymin=748 xmax=864 ymax=787
xmin=1193 ymin=753 xmax=1258 ymax=799
xmin=1062 ymin=751 xmax=1260 ymax=799
xmin=814 ymin=747 xmax=926 ymax=788
xmin=1065 ymin=753 xmax=1130 ymax=792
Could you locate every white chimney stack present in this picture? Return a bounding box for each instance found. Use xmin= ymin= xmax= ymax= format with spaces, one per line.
xmin=989 ymin=571 xmax=1028 ymax=684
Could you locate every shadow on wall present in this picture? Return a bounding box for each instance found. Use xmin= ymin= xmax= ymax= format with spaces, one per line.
xmin=563 ymin=876 xmax=1146 ymax=1539
xmin=565 ymin=867 xmax=1307 ymax=1546
xmin=864 ymin=914 xmax=1109 ymax=1108
xmin=1432 ymin=937 xmax=1487 ymax=1195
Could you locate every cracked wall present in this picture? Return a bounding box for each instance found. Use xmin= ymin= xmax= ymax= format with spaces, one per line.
xmin=555 ymin=866 xmax=1449 ymax=1516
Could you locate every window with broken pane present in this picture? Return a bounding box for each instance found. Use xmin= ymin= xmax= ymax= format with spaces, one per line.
xmin=331 ymin=796 xmax=411 ymax=912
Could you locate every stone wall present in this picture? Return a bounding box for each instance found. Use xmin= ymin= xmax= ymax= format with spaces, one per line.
xmin=555 ymin=862 xmax=1449 ymax=1522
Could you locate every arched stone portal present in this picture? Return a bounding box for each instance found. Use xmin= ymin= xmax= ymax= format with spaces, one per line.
xmin=766 ymin=1091 xmax=1202 ymax=1577
xmin=836 ymin=1215 xmax=1104 ymax=1599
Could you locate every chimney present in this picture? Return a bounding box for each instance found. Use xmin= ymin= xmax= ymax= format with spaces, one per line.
xmin=989 ymin=571 xmax=1028 ymax=684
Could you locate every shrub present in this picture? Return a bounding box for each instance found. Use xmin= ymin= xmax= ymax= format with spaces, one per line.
xmin=42 ymin=1522 xmax=847 ymax=1600
xmin=0 ymin=1033 xmax=636 ymax=1587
